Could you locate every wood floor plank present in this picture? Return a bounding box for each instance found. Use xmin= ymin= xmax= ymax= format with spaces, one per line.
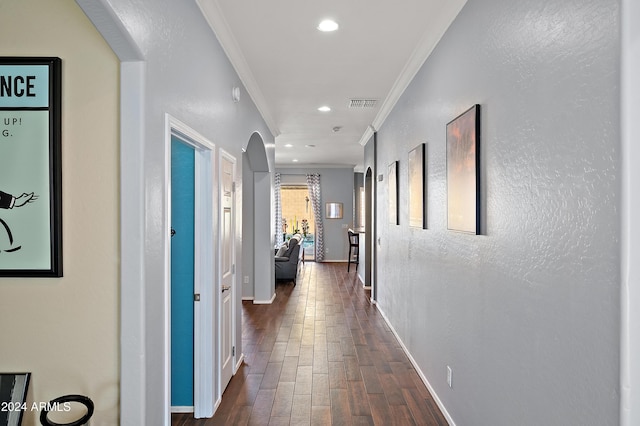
xmin=403 ymin=388 xmax=448 ymax=426
xmin=347 ymin=380 xmax=371 ymax=417
xmin=310 ymin=406 xmax=331 ymax=426
xmin=270 ymin=382 xmax=294 ymax=417
xmin=290 ymin=393 xmax=312 ymax=424
xmin=329 ymin=388 xmax=351 ymax=426
xmin=247 ymin=389 xmax=276 ymax=425
xmin=368 ymin=393 xmax=394 ymax=426
xmin=260 ymin=362 xmax=283 ymax=390
xmin=294 ymin=365 xmax=313 ymax=395
xmin=379 ymin=372 xmax=407 ymax=406
xmin=311 ymin=373 xmax=330 ymax=407
xmin=278 ymin=356 xmax=299 ymax=383
xmin=360 ymin=365 xmax=384 ymax=394
xmin=171 ymin=263 xmax=448 ymax=426
xmin=328 ymin=361 xmax=347 ymax=389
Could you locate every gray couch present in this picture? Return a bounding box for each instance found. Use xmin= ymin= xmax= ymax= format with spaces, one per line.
xmin=275 ymin=234 xmax=303 ymax=284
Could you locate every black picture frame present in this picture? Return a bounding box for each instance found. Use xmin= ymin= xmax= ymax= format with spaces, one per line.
xmin=0 ymin=372 xmax=31 ymax=426
xmin=0 ymin=57 xmax=62 ymax=276
xmin=446 ymin=104 xmax=480 ymax=234
xmin=388 ymin=161 xmax=399 ymax=225
xmin=408 ymin=143 xmax=427 ymax=229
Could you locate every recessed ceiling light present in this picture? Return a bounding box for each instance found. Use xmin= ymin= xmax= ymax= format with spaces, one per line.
xmin=318 ymin=19 xmax=339 ymax=32
xmin=285 ymin=144 xmax=293 ymax=148
xmin=318 ymin=106 xmax=331 ymax=112
xmin=292 ymin=159 xmax=299 ymax=162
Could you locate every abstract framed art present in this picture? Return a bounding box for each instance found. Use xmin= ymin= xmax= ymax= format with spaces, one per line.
xmin=0 ymin=57 xmax=62 ymax=277
xmin=408 ymin=143 xmax=427 ymax=228
xmin=446 ymin=104 xmax=480 ymax=234
xmin=388 ymin=161 xmax=399 ymax=225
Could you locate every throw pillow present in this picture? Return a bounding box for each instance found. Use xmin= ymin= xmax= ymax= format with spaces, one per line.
xmin=276 ymin=242 xmax=289 ymax=257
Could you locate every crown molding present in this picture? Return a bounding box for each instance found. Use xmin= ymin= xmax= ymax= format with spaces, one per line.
xmin=358 ymin=0 xmax=467 ymax=147
xmin=196 ymin=0 xmax=280 ymax=137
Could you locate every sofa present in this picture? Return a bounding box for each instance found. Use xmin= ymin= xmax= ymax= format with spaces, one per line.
xmin=275 ymin=234 xmax=304 ymax=284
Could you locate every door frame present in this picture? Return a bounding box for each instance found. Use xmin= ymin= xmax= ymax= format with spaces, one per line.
xmin=165 ymin=114 xmax=216 ymax=418
xmin=218 ymin=148 xmax=237 ymax=397
xmin=621 ymin=0 xmax=640 ymax=424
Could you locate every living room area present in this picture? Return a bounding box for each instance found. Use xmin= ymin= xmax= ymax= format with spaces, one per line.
xmin=274 ymin=168 xmax=364 ymax=270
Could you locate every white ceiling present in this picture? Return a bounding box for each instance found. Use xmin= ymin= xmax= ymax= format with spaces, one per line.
xmin=197 ymin=0 xmax=467 ymax=170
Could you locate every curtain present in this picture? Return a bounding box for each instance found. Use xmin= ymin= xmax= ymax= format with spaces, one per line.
xmin=306 ymin=173 xmax=324 ymax=261
xmin=274 ymin=172 xmax=283 ymax=246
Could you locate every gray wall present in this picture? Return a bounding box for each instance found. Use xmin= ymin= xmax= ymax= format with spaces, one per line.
xmin=277 ymin=168 xmax=355 ymax=261
xmin=374 ymin=0 xmax=620 ymax=425
xmin=81 ymin=0 xmax=274 ymax=423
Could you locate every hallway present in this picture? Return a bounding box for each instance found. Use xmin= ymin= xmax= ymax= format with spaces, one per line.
xmin=172 ymin=262 xmax=447 ymax=425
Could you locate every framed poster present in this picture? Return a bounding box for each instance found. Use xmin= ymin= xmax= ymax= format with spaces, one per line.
xmin=447 ymin=104 xmax=480 ymax=234
xmin=0 ymin=57 xmax=62 ymax=276
xmin=388 ymin=161 xmax=399 ymax=225
xmin=408 ymin=143 xmax=426 ymax=228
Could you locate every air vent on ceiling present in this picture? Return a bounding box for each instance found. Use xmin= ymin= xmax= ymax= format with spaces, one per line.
xmin=349 ymin=99 xmax=378 ymax=109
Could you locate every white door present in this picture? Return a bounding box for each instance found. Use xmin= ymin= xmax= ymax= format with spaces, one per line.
xmin=220 ymin=151 xmax=235 ymax=392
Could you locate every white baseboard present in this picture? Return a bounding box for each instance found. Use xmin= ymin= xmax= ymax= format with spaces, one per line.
xmin=242 ymin=296 xmax=254 ymax=301
xmin=376 ymin=305 xmax=456 ymax=426
xmin=235 ymin=353 xmax=245 ymax=372
xmin=171 ymin=406 xmax=194 ymax=413
xmin=253 ymin=293 xmax=276 ymax=304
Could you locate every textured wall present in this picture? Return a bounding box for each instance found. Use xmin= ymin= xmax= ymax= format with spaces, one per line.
xmin=375 ymin=0 xmax=620 ymax=424
xmin=0 ymin=1 xmax=120 ymax=424
xmin=84 ymin=0 xmax=274 ymax=422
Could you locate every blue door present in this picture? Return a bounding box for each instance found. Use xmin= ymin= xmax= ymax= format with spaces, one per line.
xmin=170 ymin=136 xmax=195 ymax=407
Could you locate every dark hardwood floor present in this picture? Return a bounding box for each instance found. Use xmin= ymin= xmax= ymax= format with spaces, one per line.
xmin=172 ymin=262 xmax=448 ymax=425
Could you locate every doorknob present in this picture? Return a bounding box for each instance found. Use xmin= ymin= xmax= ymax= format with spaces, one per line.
xmin=221 ymin=285 xmax=231 ymax=293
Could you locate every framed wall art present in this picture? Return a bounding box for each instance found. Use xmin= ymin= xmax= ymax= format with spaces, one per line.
xmin=0 ymin=57 xmax=62 ymax=276
xmin=388 ymin=161 xmax=399 ymax=225
xmin=325 ymin=202 xmax=343 ymax=219
xmin=408 ymin=143 xmax=426 ymax=228
xmin=446 ymin=104 xmax=480 ymax=234
xmin=0 ymin=372 xmax=31 ymax=426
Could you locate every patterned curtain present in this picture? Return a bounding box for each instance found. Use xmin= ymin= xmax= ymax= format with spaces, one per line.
xmin=306 ymin=173 xmax=324 ymax=261
xmin=274 ymin=172 xmax=283 ymax=246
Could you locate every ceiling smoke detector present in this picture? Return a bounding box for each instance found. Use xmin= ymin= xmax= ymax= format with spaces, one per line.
xmin=348 ymin=99 xmax=378 ymax=109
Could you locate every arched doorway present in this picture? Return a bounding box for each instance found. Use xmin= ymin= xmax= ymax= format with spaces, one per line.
xmin=242 ymin=132 xmax=274 ymax=304
xmin=365 ymin=167 xmax=374 ymax=300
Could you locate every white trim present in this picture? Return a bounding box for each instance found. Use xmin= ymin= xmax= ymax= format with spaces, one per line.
xmin=358 ymin=0 xmax=468 ymax=146
xmin=376 ymin=305 xmax=456 ymax=426
xmin=241 ymin=297 xmax=255 ymax=301
xmin=253 ymin=293 xmax=277 ymax=305
xmin=75 ymin=2 xmax=148 ymax=423
xmin=119 ymin=61 xmax=146 ymax=426
xmin=170 ymin=406 xmax=194 ymax=414
xmin=195 ymin=0 xmax=279 ymax=137
xmin=621 ymin=0 xmax=640 ymax=424
xmin=217 ymin=148 xmax=237 ymax=400
xmin=166 ymin=114 xmax=217 ymax=419
xmin=75 ymin=0 xmax=144 ymax=61
xmin=235 ymin=353 xmax=245 ymax=373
